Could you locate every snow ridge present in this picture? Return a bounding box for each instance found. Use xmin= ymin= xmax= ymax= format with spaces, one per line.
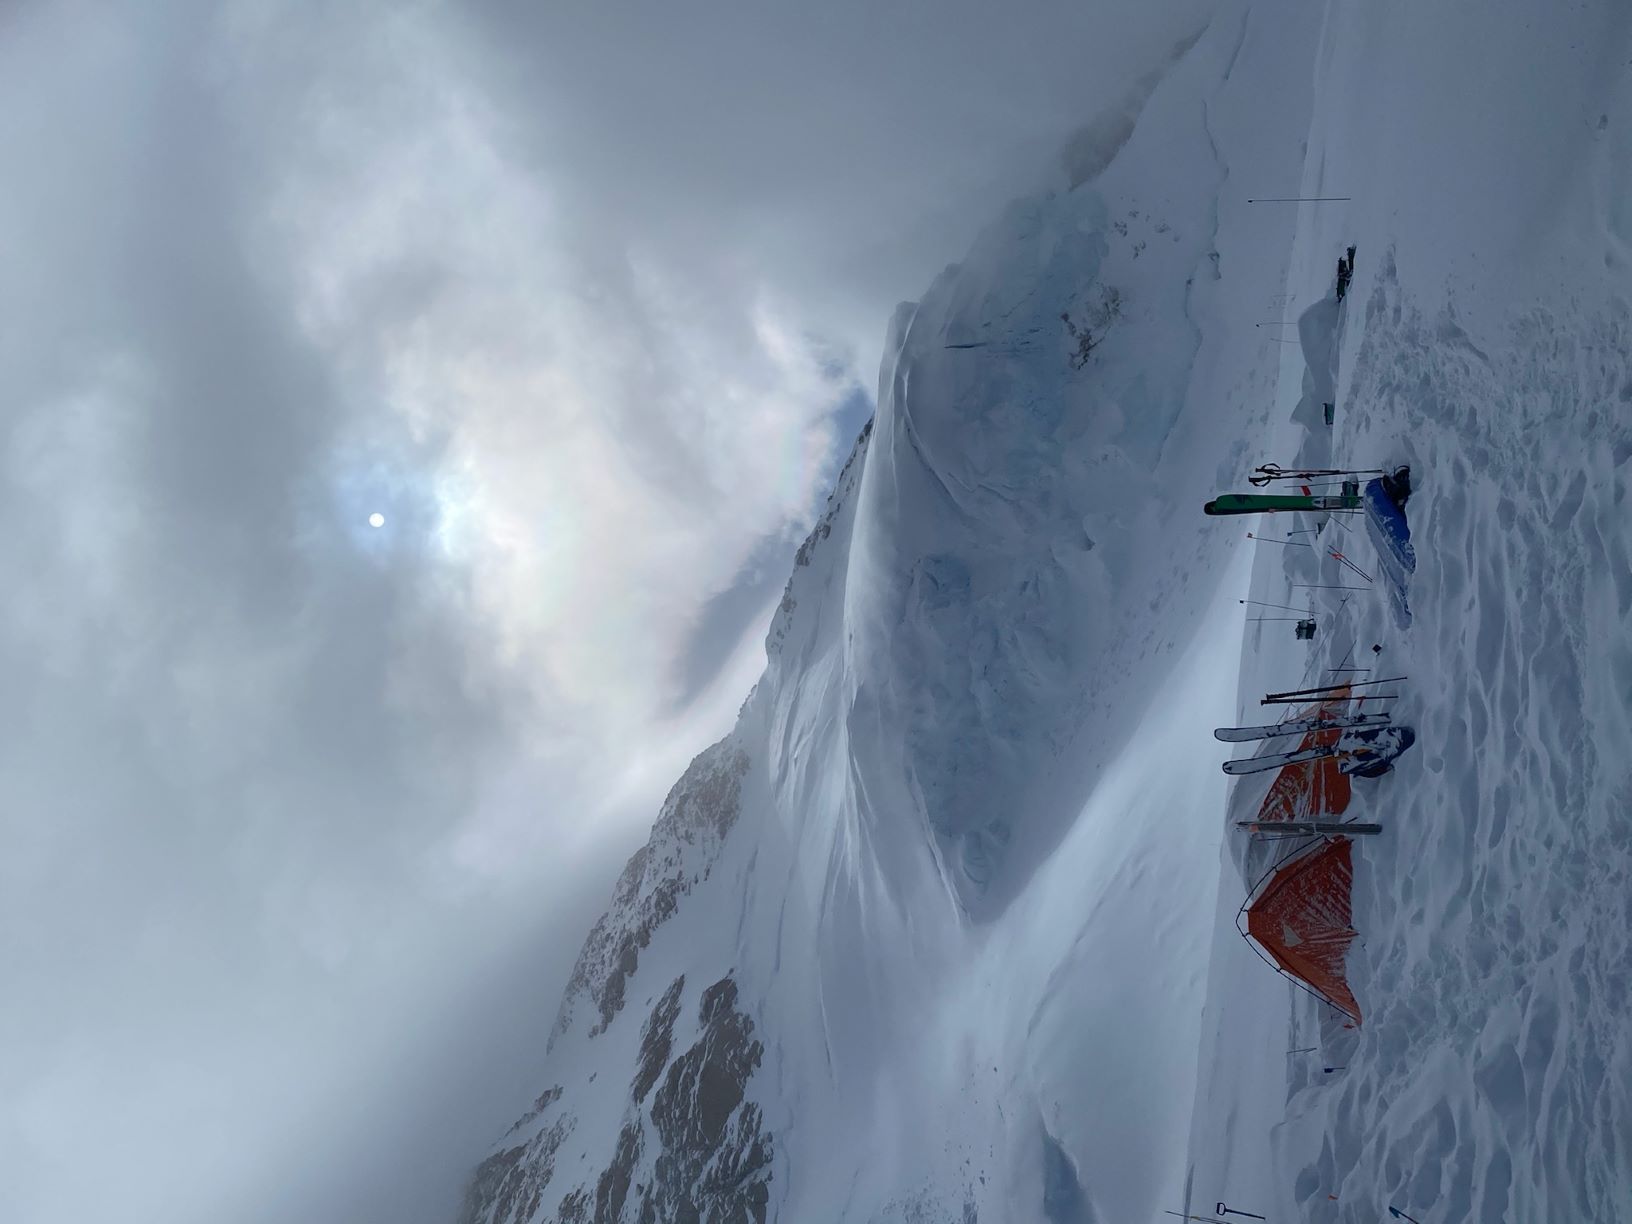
xmin=549 ymin=739 xmax=751 ymax=1049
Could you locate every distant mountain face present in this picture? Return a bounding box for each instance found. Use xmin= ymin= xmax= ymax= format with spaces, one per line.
xmin=457 ymin=402 xmax=883 ymax=1223
xmin=459 ymin=740 xmax=773 ymax=1224
xmin=457 ymin=13 xmax=1293 ymax=1220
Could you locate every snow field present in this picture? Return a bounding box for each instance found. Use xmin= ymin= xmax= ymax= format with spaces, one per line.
xmin=1188 ymin=2 xmax=1632 ymax=1219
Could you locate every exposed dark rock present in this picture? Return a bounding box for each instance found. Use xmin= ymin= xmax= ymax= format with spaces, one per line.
xmin=550 ymin=740 xmax=750 ymax=1044
xmin=460 ymin=742 xmax=773 ymax=1224
xmin=633 ymin=976 xmax=686 ymax=1103
xmin=644 ymin=976 xmax=772 ymax=1223
xmin=593 ymin=1123 xmax=643 ymax=1222
xmin=556 ymin=1188 xmax=589 ymax=1223
xmin=457 ymin=1145 xmax=524 ymax=1224
xmin=465 ymin=973 xmax=773 ymax=1222
xmin=505 ymin=1084 xmax=564 ymax=1137
xmin=457 ymin=1100 xmax=573 ymax=1224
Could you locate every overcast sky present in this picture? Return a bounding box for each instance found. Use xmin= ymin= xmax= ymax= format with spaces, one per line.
xmin=0 ymin=2 xmax=1209 ymax=1221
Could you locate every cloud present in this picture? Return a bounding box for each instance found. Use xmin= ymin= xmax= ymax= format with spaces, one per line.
xmin=0 ymin=0 xmax=1213 ymax=1221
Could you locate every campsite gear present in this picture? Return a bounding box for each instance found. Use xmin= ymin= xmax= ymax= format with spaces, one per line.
xmin=1214 ymin=712 xmax=1391 ymax=742
xmin=1223 ymin=725 xmax=1416 ymax=776
xmin=1365 ymin=467 xmax=1417 ymax=629
xmin=1239 ymin=836 xmax=1363 ymax=1023
xmin=1206 ymin=491 xmax=1363 ymax=515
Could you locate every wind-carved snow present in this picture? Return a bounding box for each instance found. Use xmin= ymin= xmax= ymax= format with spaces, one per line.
xmin=840 ymin=71 xmax=1243 ymax=915
xmin=1183 ymin=2 xmax=1632 ymax=1220
xmin=1258 ymin=258 xmax=1632 ymax=1224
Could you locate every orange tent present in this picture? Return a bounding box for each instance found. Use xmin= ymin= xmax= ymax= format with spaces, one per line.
xmin=1242 ymin=837 xmax=1362 ymax=1023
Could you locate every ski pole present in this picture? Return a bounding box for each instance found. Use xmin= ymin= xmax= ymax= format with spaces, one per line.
xmin=1249 ymin=537 xmax=1312 ymax=549
xmin=1389 ymin=1208 xmax=1424 ymax=1224
xmin=1247 ymin=195 xmax=1352 ymax=202
xmin=1263 ymin=694 xmax=1395 ymax=705
xmin=1216 ymin=1204 xmax=1266 ymax=1221
xmin=1326 ymin=548 xmax=1373 ymax=582
xmin=1251 ymin=463 xmax=1384 ymax=479
xmin=1241 ymin=600 xmax=1315 ymax=613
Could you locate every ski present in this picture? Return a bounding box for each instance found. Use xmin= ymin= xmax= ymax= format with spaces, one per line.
xmin=1205 ymin=492 xmax=1363 ymax=516
xmin=1213 ymin=713 xmax=1392 ymax=742
xmin=1223 ymin=725 xmax=1417 ymax=775
xmin=1223 ymin=744 xmax=1332 ymax=774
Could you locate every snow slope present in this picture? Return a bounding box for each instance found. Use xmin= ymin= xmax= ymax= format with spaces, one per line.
xmin=1186 ymin=2 xmax=1632 ymax=1221
xmin=460 ymin=0 xmax=1632 ymax=1220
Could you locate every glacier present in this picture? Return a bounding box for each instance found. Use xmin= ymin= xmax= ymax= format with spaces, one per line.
xmin=459 ymin=0 xmax=1632 ymax=1220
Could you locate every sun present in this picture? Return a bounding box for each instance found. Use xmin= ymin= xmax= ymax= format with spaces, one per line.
xmin=368 ymin=512 xmax=385 ymax=528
